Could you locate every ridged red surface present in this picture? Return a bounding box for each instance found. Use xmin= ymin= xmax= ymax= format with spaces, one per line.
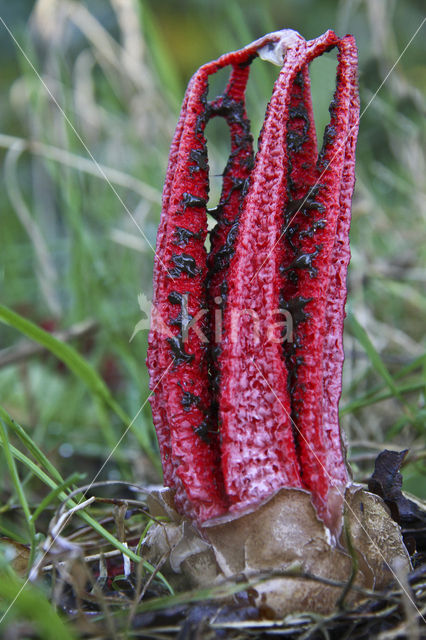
xmin=278 ymin=35 xmax=359 ymax=529
xmin=147 ymin=29 xmax=359 ymax=529
xmin=147 ymin=34 xmax=277 ymax=522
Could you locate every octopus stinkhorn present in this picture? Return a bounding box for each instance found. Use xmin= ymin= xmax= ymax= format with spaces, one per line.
xmin=145 ymin=28 xmax=410 ymax=615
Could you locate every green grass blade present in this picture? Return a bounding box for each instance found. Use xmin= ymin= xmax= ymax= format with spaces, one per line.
xmin=386 ymin=415 xmax=409 ymax=439
xmin=347 ymin=313 xmax=410 ymax=413
xmin=0 ymin=566 xmax=76 ymax=640
xmin=1 ymin=442 xmax=60 ymax=491
xmin=0 ymin=420 xmax=36 ymax=561
xmin=394 ymin=353 xmax=426 ymax=380
xmin=0 ymin=305 xmax=160 ymax=467
xmin=0 ymin=440 xmax=173 ymax=593
xmin=32 ymin=472 xmax=84 ymax=522
xmin=0 ymin=523 xmax=28 ymax=545
xmin=0 ymin=304 xmax=121 ymax=410
xmin=341 ymin=380 xmax=424 ymax=415
xmin=0 ymin=406 xmax=63 ymax=484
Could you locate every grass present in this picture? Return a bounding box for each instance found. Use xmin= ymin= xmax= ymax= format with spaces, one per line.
xmin=0 ymin=0 xmax=425 ymax=637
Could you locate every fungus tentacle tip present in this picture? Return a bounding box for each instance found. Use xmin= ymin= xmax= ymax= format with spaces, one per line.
xmin=257 ymin=29 xmax=305 ymax=66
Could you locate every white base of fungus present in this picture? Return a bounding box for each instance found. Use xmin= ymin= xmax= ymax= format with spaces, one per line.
xmin=143 ymin=486 xmax=411 ymax=617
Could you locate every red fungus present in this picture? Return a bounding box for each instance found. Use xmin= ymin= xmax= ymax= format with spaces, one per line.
xmin=147 ymin=29 xmax=359 ymax=532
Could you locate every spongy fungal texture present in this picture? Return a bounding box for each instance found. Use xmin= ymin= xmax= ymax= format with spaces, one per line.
xmin=144 ymin=29 xmax=415 ymax=615
xmin=147 ymin=27 xmax=358 ymax=532
xmin=143 ymin=487 xmax=411 ymax=617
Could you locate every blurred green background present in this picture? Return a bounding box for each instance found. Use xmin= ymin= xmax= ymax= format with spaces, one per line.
xmin=0 ymin=0 xmax=425 ymax=530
